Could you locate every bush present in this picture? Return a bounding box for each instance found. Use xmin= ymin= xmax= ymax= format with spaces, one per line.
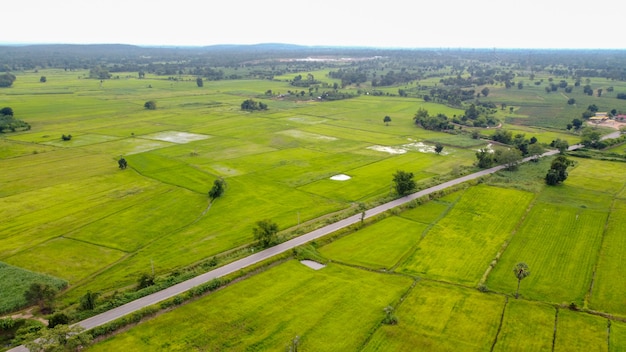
xmin=48 ymin=313 xmax=69 ymax=328
xmin=144 ymin=100 xmax=157 ymax=110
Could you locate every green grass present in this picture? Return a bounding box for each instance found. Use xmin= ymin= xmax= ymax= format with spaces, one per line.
xmin=362 ymin=280 xmax=505 ymax=351
xmin=398 ymin=185 xmax=534 ymax=285
xmin=0 ymin=262 xmax=67 ymax=314
xmin=4 ymin=237 xmax=126 ymax=283
xmin=399 ymin=199 xmax=453 ymax=224
xmin=88 ymin=261 xmax=413 ymax=352
xmin=486 ymin=202 xmax=607 ymax=304
xmin=588 ymin=199 xmax=626 ymax=315
xmin=554 ymin=309 xmax=609 ymax=352
xmin=611 ymin=320 xmax=626 ymax=352
xmin=319 ymin=216 xmax=427 ymax=269
xmin=492 ymin=299 xmax=556 ymax=352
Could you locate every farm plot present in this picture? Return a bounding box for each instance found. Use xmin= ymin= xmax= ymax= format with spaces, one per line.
xmin=362 ymin=280 xmax=504 ymax=351
xmin=298 ymin=152 xmax=437 ymax=202
xmin=125 ymin=152 xmax=218 ymax=194
xmin=565 ymin=158 xmax=626 ymax=195
xmin=64 ymin=187 xmax=206 ymax=252
xmin=398 ymin=185 xmax=534 ymax=285
xmin=485 ymin=202 xmax=607 ymax=304
xmin=319 ymin=216 xmax=428 ymax=270
xmin=492 ymin=299 xmax=556 ymax=352
xmin=611 ymin=321 xmax=626 ymax=352
xmin=62 ymin=173 xmax=346 ymax=301
xmin=0 ymin=148 xmax=118 ymax=197
xmin=554 ymin=309 xmax=609 ymax=352
xmin=88 ymin=261 xmax=413 ymax=352
xmin=588 ymin=199 xmax=626 ymax=315
xmin=0 ymin=173 xmax=164 ymax=258
xmin=399 ymin=199 xmax=454 ymax=225
xmin=0 ymin=262 xmax=67 ymax=314
xmin=3 ymin=237 xmax=126 ymax=283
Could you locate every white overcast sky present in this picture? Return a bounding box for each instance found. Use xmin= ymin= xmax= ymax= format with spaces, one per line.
xmin=2 ymin=0 xmax=624 ymax=49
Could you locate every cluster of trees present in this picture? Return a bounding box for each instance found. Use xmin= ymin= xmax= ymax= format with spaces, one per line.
xmin=426 ymin=87 xmax=475 ymax=106
xmin=491 ymin=129 xmax=543 ymax=157
xmin=566 ymin=118 xmax=583 ymax=131
xmin=371 ymin=69 xmax=419 ymax=87
xmin=413 ymin=108 xmax=453 ymax=131
xmin=0 ymin=72 xmax=16 ymax=87
xmin=328 ymin=68 xmax=367 ymax=87
xmin=456 ymin=103 xmax=499 ymax=127
xmin=0 ymin=107 xmax=30 ymax=133
xmin=241 ymin=99 xmax=268 ymax=111
xmin=475 ymin=147 xmax=523 ymax=170
xmin=290 ymin=74 xmax=320 ymax=87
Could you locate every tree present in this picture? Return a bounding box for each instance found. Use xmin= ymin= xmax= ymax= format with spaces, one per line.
xmin=497 ymin=148 xmax=523 ymax=171
xmin=79 ymin=290 xmax=99 ymax=311
xmin=208 ymin=178 xmax=226 ymax=200
xmin=40 ymin=76 xmax=47 ymax=83
xmin=383 ymin=115 xmax=391 ymax=126
xmin=413 ymin=107 xmax=429 ymax=124
xmin=382 ymin=306 xmax=398 ymax=325
xmin=392 ymin=170 xmax=416 ymax=196
xmin=481 ymin=87 xmax=490 ymax=97
xmin=25 ymin=324 xmax=92 ymax=352
xmin=241 ymin=99 xmax=268 ymax=111
xmin=0 ymin=72 xmax=16 ymax=87
xmin=253 ymin=219 xmax=279 ymax=248
xmin=545 ymin=155 xmax=573 ymax=185
xmin=0 ymin=107 xmax=14 ymax=116
xmin=24 ymin=283 xmax=57 ymax=312
xmin=475 ymin=148 xmax=494 ymax=168
xmin=196 ymin=77 xmax=203 ymax=87
xmin=527 ymin=143 xmax=545 ymax=162
xmin=571 ymin=118 xmax=583 ymax=130
xmin=580 ymin=128 xmax=602 ymax=148
xmin=567 ymin=98 xmax=576 ymax=105
xmin=47 ymin=313 xmax=69 ymax=328
xmin=144 ymin=100 xmax=157 ymax=110
xmin=435 ymin=142 xmax=444 ymax=154
xmin=551 ymin=139 xmax=569 ymax=154
xmin=137 ymin=273 xmax=155 ymax=290
xmin=61 ymin=134 xmax=72 ymax=141
xmin=118 ymin=157 xmax=127 ymax=170
xmin=513 ymin=262 xmax=530 ymax=299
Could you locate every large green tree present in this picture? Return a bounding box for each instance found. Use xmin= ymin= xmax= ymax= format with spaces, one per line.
xmin=24 ymin=283 xmax=57 ymax=312
xmin=545 ymin=155 xmax=573 ymax=185
xmin=208 ymin=179 xmax=226 ymax=200
xmin=253 ymin=219 xmax=279 ymax=248
xmin=392 ymin=170 xmax=416 ymax=196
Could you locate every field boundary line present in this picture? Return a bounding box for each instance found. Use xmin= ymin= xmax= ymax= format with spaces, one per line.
xmin=585 ymin=181 xmax=626 ymax=308
xmin=490 ymin=296 xmax=509 ymax=352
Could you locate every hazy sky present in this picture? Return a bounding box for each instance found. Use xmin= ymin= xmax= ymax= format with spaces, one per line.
xmin=3 ymin=0 xmax=624 ymax=49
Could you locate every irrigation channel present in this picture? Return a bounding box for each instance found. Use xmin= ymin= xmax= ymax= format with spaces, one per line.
xmin=10 ymin=146 xmax=580 ymax=352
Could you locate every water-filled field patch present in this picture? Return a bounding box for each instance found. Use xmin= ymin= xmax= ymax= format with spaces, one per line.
xmin=142 ymin=131 xmax=211 ymax=144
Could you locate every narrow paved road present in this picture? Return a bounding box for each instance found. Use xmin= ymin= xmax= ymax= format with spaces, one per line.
xmin=6 ymin=146 xmax=581 ymax=352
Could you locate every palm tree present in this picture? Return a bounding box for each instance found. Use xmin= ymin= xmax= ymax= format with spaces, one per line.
xmin=513 ymin=262 xmax=530 ymax=299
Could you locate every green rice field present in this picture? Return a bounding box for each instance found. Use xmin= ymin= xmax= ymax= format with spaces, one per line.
xmin=3 ymin=67 xmax=626 ymax=351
